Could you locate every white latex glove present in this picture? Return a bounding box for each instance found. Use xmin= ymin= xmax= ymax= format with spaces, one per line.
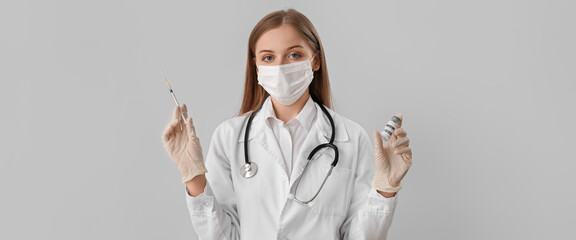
xmin=372 ymin=113 xmax=413 ymax=193
xmin=161 ymin=104 xmax=207 ymax=183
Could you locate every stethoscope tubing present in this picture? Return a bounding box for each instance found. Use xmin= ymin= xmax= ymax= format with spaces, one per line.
xmin=241 ymin=96 xmax=339 ymax=206
xmin=243 ymin=97 xmax=337 ymax=167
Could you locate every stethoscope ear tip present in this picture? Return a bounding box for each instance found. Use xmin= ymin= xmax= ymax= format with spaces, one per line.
xmin=307 ymin=202 xmax=315 ymax=208
xmin=287 ymin=193 xmax=295 ymax=200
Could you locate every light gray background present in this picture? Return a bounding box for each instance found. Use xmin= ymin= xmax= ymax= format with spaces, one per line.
xmin=1 ymin=0 xmax=574 ymax=239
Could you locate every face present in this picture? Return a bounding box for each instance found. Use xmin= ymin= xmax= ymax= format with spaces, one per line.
xmin=253 ymin=24 xmax=320 ymax=70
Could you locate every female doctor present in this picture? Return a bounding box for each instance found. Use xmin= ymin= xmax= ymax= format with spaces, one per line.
xmin=161 ymin=9 xmax=413 ymax=240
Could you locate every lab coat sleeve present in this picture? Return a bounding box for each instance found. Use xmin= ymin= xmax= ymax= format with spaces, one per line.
xmin=184 ymin=123 xmax=240 ymax=240
xmin=340 ymin=129 xmax=398 ymax=240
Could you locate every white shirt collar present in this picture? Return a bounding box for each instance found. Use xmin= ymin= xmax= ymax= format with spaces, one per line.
xmin=262 ymin=95 xmax=317 ymax=132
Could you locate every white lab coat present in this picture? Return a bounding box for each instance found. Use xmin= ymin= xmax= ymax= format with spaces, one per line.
xmin=185 ymin=102 xmax=398 ymax=240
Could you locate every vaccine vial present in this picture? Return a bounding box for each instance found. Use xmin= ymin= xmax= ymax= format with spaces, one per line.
xmin=380 ymin=116 xmax=401 ymax=141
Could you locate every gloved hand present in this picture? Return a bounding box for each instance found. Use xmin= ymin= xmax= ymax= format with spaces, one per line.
xmin=372 ymin=113 xmax=413 ymax=193
xmin=162 ymin=104 xmax=207 ymax=183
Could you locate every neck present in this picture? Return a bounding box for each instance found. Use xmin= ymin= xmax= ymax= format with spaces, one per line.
xmin=270 ymin=91 xmax=310 ymax=124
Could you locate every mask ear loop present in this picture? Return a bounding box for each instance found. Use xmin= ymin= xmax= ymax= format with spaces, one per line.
xmin=309 ymin=54 xmax=319 ymax=72
xmin=310 ymin=55 xmax=316 ymax=66
xmin=309 ymin=55 xmax=317 ymax=80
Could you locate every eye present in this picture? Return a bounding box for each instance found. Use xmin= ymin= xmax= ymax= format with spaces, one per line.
xmin=288 ymin=53 xmax=302 ymax=58
xmin=263 ymin=56 xmax=273 ymax=62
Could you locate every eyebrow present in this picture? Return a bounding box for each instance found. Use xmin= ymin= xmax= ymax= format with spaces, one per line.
xmin=258 ymin=45 xmax=304 ymax=54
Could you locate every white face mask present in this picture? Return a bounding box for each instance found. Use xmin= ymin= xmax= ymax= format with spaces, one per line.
xmin=257 ymin=57 xmax=315 ymax=105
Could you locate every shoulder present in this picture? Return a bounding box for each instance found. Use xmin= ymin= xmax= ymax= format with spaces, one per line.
xmin=326 ymin=109 xmax=373 ymax=170
xmin=211 ymin=114 xmax=249 ymax=139
xmin=325 ymin=107 xmax=370 ymax=145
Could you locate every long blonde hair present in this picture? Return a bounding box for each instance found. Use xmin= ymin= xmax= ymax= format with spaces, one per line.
xmin=238 ymin=9 xmax=332 ymax=115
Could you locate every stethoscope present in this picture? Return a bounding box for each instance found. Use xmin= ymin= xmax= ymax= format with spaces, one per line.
xmin=240 ymin=97 xmax=339 ymax=206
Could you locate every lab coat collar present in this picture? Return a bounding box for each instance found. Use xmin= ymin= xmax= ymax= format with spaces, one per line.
xmin=237 ymin=96 xmax=349 ymax=143
xmin=294 ymin=96 xmax=316 ymax=132
xmin=261 ymin=95 xmax=316 ymax=132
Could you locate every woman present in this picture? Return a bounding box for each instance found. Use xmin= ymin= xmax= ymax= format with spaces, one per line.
xmin=162 ymin=9 xmax=412 ymax=239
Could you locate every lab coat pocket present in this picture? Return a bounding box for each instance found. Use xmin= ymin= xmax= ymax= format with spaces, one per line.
xmin=296 ymin=164 xmax=353 ymax=217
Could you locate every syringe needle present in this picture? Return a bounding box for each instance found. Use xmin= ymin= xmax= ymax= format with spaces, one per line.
xmin=163 ymin=74 xmax=187 ymax=127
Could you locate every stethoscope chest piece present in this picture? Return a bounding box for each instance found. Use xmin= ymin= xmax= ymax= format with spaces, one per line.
xmin=240 ymin=162 xmax=258 ymax=178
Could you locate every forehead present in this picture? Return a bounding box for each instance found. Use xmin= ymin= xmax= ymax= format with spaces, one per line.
xmin=255 ymin=24 xmax=312 ymax=53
